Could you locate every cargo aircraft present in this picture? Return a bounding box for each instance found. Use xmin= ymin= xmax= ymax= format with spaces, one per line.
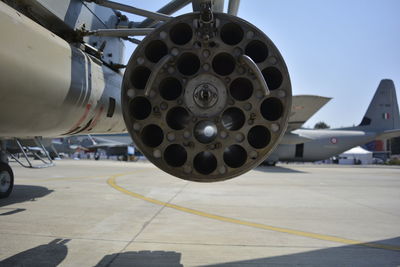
xmin=265 ymin=79 xmax=400 ymax=164
xmin=0 ymin=0 xmax=293 ymax=198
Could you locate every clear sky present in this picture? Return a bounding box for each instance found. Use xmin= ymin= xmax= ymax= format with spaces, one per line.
xmin=121 ymin=0 xmax=400 ymax=128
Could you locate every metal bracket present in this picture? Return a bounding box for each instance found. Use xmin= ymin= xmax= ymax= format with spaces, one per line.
xmin=197 ymin=1 xmax=217 ymax=41
xmin=144 ymin=55 xmax=173 ymax=97
xmin=228 ymin=0 xmax=240 ymax=16
xmin=240 ymin=55 xmax=270 ymax=96
xmin=85 ymin=0 xmax=172 ymax=22
xmin=123 ymin=37 xmax=141 ymax=45
xmin=138 ymin=0 xmax=192 ymax=28
xmin=85 ymin=28 xmax=153 ymax=37
xmin=7 ymin=138 xmax=54 ymax=169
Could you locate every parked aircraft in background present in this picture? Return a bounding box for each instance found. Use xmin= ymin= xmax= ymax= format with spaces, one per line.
xmin=82 ymin=134 xmax=136 ymax=160
xmin=51 ymin=138 xmax=85 ymax=157
xmin=265 ymin=79 xmax=400 ymax=165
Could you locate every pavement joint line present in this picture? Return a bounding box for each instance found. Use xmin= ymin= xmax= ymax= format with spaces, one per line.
xmin=107 ymin=172 xmax=400 ymax=252
xmin=132 ymin=240 xmax=351 ymax=249
xmin=0 ymin=232 xmax=345 ymax=250
xmin=105 ymin=180 xmax=190 ymax=267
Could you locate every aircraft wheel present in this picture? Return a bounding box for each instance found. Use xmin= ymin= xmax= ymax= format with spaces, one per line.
xmin=0 ymin=162 xmax=14 ymax=198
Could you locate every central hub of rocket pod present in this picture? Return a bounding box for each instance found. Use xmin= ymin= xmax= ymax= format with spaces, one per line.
xmin=121 ymin=12 xmax=292 ymax=182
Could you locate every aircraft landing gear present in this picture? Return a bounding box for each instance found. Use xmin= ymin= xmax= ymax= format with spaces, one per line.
xmin=1 ymin=141 xmax=13 ymax=198
xmin=0 ymin=162 xmax=13 ymax=199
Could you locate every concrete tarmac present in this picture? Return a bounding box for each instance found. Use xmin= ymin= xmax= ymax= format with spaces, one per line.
xmin=0 ymin=160 xmax=399 ymax=266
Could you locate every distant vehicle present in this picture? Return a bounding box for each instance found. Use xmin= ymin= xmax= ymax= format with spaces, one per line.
xmin=265 ymin=79 xmax=400 ymax=165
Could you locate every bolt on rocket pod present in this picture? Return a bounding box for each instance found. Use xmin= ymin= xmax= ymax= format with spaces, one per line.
xmin=122 ymin=11 xmax=291 ymax=182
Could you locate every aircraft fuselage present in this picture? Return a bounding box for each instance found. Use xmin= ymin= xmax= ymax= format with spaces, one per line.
xmin=271 ymin=129 xmax=377 ymax=162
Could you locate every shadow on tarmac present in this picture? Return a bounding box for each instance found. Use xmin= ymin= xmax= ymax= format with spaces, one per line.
xmin=202 ymin=237 xmax=400 ymax=267
xmin=255 ymin=165 xmax=306 ymax=173
xmin=0 ymin=185 xmax=53 ymax=209
xmin=1 ymin=238 xmax=398 ymax=266
xmin=94 ymin=250 xmax=183 ymax=267
xmin=0 ymin=239 xmax=69 ymax=267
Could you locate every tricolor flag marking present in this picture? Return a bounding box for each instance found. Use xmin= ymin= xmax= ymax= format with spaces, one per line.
xmin=383 ymin=113 xmax=390 ymax=119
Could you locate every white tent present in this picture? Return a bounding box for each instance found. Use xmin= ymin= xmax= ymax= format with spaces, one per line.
xmin=339 ymin=146 xmax=373 ymax=165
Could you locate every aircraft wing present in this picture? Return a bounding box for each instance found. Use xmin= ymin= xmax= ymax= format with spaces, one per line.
xmin=85 ymin=136 xmax=132 ymax=150
xmin=287 ymin=95 xmax=332 ymax=131
xmin=279 ymin=132 xmax=313 ymax=145
xmin=87 ymin=142 xmax=128 ymax=149
xmin=376 ymin=129 xmax=400 ymax=139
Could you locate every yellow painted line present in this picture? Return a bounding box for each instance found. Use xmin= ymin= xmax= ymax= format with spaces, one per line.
xmin=107 ymin=173 xmax=400 ymax=252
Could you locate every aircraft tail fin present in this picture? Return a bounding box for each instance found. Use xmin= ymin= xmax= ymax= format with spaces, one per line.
xmin=357 ymin=79 xmax=400 ymax=131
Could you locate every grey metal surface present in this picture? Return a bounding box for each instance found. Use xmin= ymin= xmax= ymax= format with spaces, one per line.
xmin=144 ymin=55 xmax=173 ymax=96
xmin=239 ymin=55 xmax=270 ymax=96
xmin=138 ymin=0 xmax=192 ymax=28
xmin=32 ymin=0 xmax=122 ymax=64
xmin=275 ymin=130 xmax=377 ymax=162
xmin=287 ymin=95 xmax=332 ymax=131
xmin=192 ymin=0 xmax=225 ymax=12
xmin=88 ymin=28 xmax=154 ymax=37
xmin=87 ymin=0 xmax=171 ymax=21
xmin=124 ymin=37 xmax=141 ymax=44
xmin=228 ymin=0 xmax=240 ymax=16
xmin=183 ymin=74 xmax=228 ymax=117
xmin=353 ymin=79 xmax=400 ymax=131
xmin=7 ymin=0 xmax=125 ymax=66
